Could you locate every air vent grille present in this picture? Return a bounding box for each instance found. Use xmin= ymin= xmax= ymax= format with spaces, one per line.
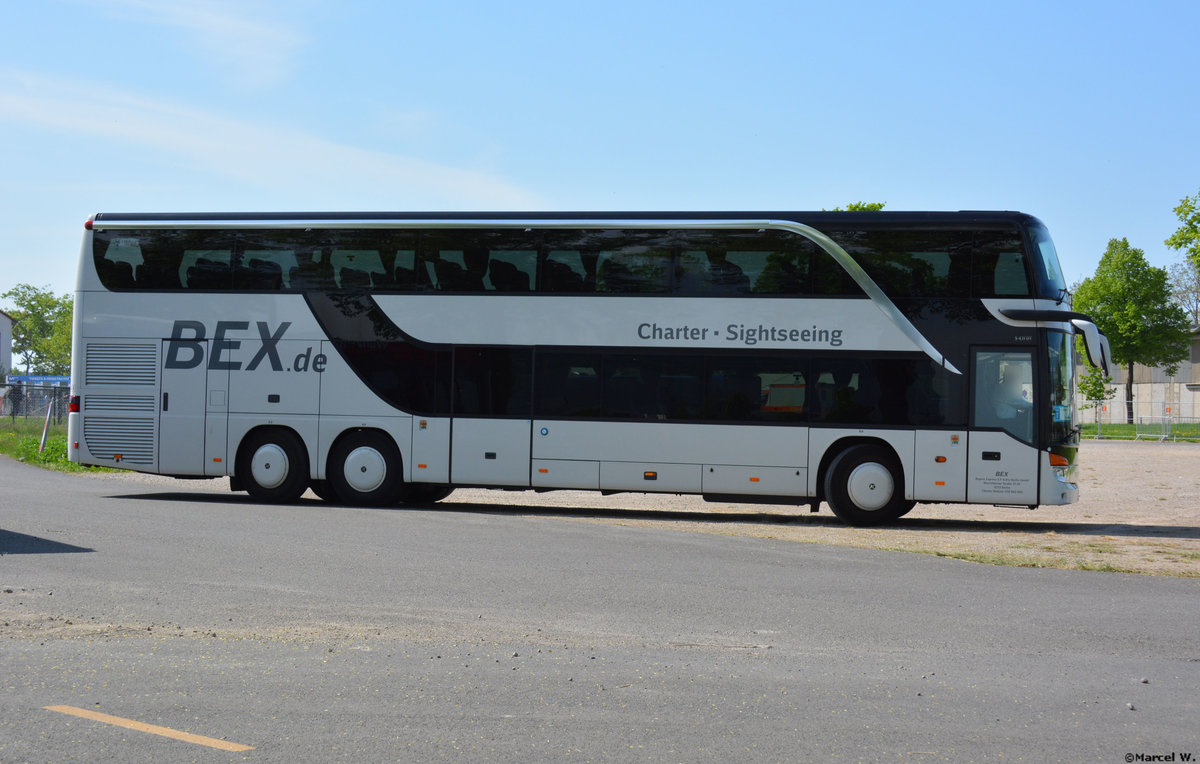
xmin=85 ymin=395 xmax=156 ymax=412
xmin=83 ymin=417 xmax=155 ymax=465
xmin=85 ymin=343 xmax=157 ymax=386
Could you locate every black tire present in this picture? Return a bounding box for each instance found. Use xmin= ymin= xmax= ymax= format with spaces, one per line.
xmin=237 ymin=428 xmax=309 ymax=503
xmin=398 ymin=485 xmax=454 ymax=505
xmin=327 ymin=429 xmax=404 ymax=506
xmin=823 ymin=444 xmax=911 ymax=526
xmin=308 ymin=479 xmax=338 ymax=503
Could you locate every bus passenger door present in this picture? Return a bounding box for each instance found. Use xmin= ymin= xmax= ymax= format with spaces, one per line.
xmin=968 ymin=349 xmax=1038 ymax=504
xmin=159 ymin=339 xmax=211 ymax=475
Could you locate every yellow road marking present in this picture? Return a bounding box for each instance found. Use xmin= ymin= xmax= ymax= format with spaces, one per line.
xmin=44 ymin=705 xmax=254 ymax=752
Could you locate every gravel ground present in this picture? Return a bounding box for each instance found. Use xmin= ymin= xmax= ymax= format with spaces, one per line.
xmin=82 ymin=439 xmax=1200 ymax=577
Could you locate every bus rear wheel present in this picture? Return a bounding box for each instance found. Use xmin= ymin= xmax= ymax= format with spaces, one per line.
xmin=327 ymin=430 xmax=404 ymax=506
xmin=823 ymin=444 xmax=913 ymax=526
xmin=238 ymin=428 xmax=309 ymax=503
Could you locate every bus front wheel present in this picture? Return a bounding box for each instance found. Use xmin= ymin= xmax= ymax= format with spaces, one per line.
xmin=823 ymin=444 xmax=913 ymax=526
xmin=238 ymin=428 xmax=310 ymax=503
xmin=327 ymin=430 xmax=405 ymax=506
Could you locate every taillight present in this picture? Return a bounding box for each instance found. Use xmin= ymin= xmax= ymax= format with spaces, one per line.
xmin=69 ymin=395 xmax=80 ymax=413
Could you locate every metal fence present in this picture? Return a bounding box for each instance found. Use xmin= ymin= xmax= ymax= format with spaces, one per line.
xmin=1136 ymin=416 xmax=1200 ymax=442
xmin=1083 ymin=399 xmax=1200 ymax=441
xmin=1078 ymin=396 xmax=1200 ymax=425
xmin=1 ymin=384 xmax=70 ymax=425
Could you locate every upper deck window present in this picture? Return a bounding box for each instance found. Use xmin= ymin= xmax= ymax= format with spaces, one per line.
xmin=91 ymin=221 xmax=1036 ymax=300
xmin=827 ymin=228 xmax=1030 ymax=299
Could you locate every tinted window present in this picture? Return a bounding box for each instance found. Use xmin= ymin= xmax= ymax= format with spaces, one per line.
xmin=672 ymin=230 xmax=806 ymax=295
xmin=972 ymin=231 xmax=1029 ymax=297
xmin=236 ymin=230 xmax=315 ymax=290
xmin=602 ymin=354 xmax=704 ymax=419
xmin=534 ymin=351 xmax=963 ymax=426
xmin=419 ymin=229 xmax=538 ymax=292
xmin=706 ymin=357 xmax=806 ymax=422
xmin=595 ymin=232 xmax=672 ymax=293
xmin=829 ymin=230 xmax=973 ymax=298
xmin=1028 ymin=223 xmax=1067 ymax=299
xmin=94 ymin=229 xmax=235 ymax=290
xmin=335 ymin=339 xmax=451 ymax=415
xmin=973 ymin=350 xmax=1034 ymax=442
xmin=535 ymin=353 xmax=601 ymax=417
xmin=92 ymin=223 xmax=1027 ymax=301
xmin=454 ymin=347 xmax=532 ymax=416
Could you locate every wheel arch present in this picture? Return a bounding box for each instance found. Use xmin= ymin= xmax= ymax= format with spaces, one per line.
xmin=815 ymin=435 xmax=907 ymax=502
xmin=232 ymin=424 xmax=311 ymax=489
xmin=325 ymin=426 xmax=405 ymax=479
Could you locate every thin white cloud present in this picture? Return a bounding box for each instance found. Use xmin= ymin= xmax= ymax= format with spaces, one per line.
xmin=79 ymin=0 xmax=309 ymax=88
xmin=0 ymin=70 xmax=540 ymax=209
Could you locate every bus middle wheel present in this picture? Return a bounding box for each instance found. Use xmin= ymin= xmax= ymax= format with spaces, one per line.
xmin=328 ymin=430 xmax=404 ymax=506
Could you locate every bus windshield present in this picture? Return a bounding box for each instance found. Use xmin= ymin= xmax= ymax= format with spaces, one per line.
xmin=1047 ymin=330 xmax=1078 ymax=444
xmin=1028 ymin=223 xmax=1069 ymax=300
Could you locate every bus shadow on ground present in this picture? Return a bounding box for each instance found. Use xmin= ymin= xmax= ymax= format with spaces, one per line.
xmin=110 ymin=492 xmax=1200 ymax=542
xmin=0 ymin=529 xmax=94 ymax=555
xmin=433 ymin=502 xmax=1200 ymax=541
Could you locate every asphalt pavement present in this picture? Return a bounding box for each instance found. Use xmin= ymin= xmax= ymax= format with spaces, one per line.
xmin=2 ymin=456 xmax=1197 ymax=761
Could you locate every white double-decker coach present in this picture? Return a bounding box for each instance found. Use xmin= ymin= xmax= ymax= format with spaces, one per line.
xmin=69 ymin=212 xmax=1111 ymax=525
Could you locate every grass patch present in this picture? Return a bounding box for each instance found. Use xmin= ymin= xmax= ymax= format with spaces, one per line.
xmin=931 ymin=549 xmax=1059 ymax=568
xmin=1080 ymin=422 xmax=1200 ymax=442
xmin=0 ymin=420 xmax=111 ymax=473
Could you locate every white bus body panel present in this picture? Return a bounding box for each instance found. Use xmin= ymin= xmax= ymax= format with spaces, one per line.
xmin=376 ymin=295 xmax=920 ymax=354
xmin=203 ymin=364 xmax=229 ymax=476
xmin=912 ymin=430 xmax=968 ymax=502
xmin=531 ymin=420 xmax=809 ymax=496
xmin=1039 ymin=451 xmax=1079 ymax=505
xmin=531 ymin=459 xmax=599 ymax=489
xmin=451 ymin=418 xmax=531 ymax=486
xmin=532 ymin=421 xmax=808 ymax=465
xmin=601 ymin=461 xmax=703 ymax=493
xmin=966 ymin=431 xmax=1039 ymax=504
xmin=702 ymin=465 xmax=807 ymax=496
xmin=409 ymin=416 xmax=449 ymax=483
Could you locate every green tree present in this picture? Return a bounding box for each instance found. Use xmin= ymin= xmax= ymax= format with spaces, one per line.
xmin=1165 ymin=188 xmax=1200 ymax=271
xmin=1 ymin=284 xmax=73 ymax=375
xmin=1167 ymin=258 xmax=1200 ymax=326
xmin=1076 ymin=365 xmax=1116 ymax=422
xmin=1073 ymin=239 xmax=1191 ymax=423
xmin=826 ymin=201 xmax=886 ymax=211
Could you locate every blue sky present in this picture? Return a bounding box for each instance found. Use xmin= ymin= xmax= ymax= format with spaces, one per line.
xmin=2 ymin=0 xmax=1198 ymax=301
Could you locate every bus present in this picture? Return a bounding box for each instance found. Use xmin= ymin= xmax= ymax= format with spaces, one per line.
xmin=68 ymin=211 xmax=1112 ymax=525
